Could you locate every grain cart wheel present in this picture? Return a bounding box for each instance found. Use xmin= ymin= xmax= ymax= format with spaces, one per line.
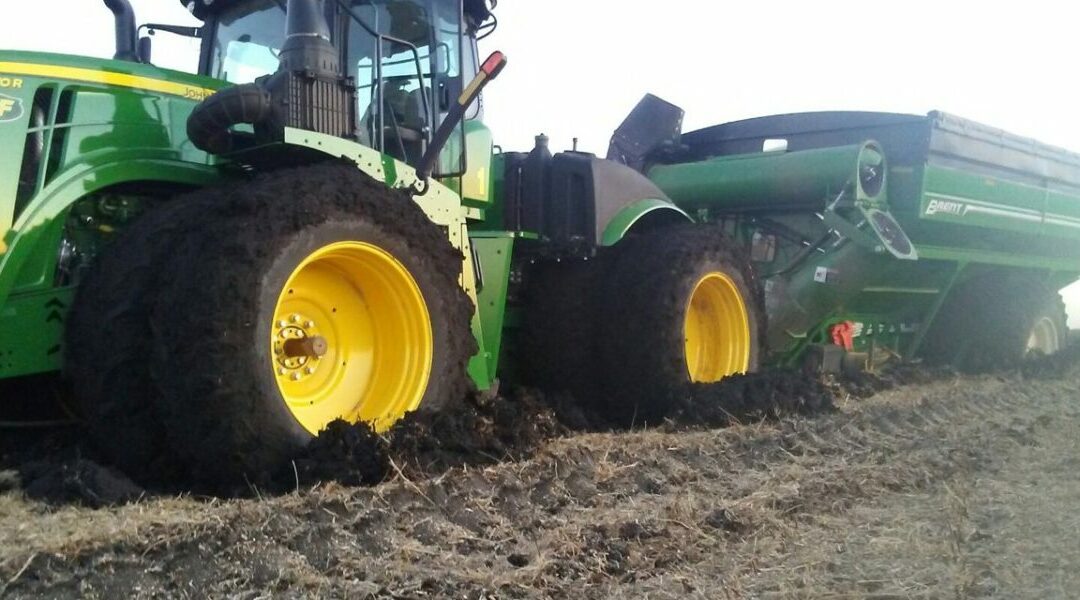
xmin=597 ymin=224 xmax=764 ymax=424
xmin=921 ymin=274 xmax=1068 ymax=370
xmin=1025 ymin=300 xmax=1068 ymax=357
xmin=66 ymin=188 xmax=226 ymax=481
xmin=148 ymin=163 xmax=475 ymax=484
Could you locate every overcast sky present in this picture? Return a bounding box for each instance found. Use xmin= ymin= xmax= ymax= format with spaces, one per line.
xmin=5 ymin=0 xmax=1080 ymax=322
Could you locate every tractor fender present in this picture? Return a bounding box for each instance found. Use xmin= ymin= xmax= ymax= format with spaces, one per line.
xmin=0 ymin=155 xmax=221 ymax=300
xmin=600 ymin=198 xmax=693 ymax=246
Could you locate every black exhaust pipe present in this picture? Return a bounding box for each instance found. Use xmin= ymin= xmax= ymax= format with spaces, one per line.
xmin=188 ymin=0 xmax=356 ymax=155
xmin=278 ymin=0 xmax=339 ymax=78
xmin=103 ymin=0 xmax=140 ymax=62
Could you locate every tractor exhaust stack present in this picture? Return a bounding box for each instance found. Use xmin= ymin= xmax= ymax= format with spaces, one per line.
xmin=102 ymin=0 xmax=139 ymax=62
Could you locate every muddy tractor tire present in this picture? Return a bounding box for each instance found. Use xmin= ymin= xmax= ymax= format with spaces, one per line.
xmin=66 ymin=187 xmax=226 ymax=481
xmin=921 ymin=273 xmax=1068 ymax=370
xmin=518 ymin=258 xmax=600 ymax=399
xmin=145 ymin=163 xmax=475 ymax=484
xmin=596 ymin=224 xmax=765 ymax=425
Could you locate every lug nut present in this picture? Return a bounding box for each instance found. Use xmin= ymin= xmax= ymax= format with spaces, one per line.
xmin=305 ymin=367 xmax=316 ymax=375
xmin=277 ymin=320 xmax=287 ymax=328
xmin=305 ymin=320 xmax=315 ymax=328
xmin=278 ymin=367 xmax=286 ymax=375
xmin=291 ymin=372 xmax=302 ymax=381
xmin=291 ymin=314 xmax=300 ymax=323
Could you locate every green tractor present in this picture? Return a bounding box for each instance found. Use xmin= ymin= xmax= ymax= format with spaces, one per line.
xmin=0 ymin=0 xmax=1077 ymax=483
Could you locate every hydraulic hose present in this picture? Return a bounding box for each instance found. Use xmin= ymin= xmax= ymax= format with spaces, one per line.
xmin=186 ymin=84 xmax=274 ymax=155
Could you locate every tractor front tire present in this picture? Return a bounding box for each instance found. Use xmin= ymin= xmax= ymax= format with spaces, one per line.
xmin=148 ymin=163 xmax=476 ymax=485
xmin=597 ymin=224 xmax=764 ymax=424
xmin=66 ymin=188 xmax=225 ymax=481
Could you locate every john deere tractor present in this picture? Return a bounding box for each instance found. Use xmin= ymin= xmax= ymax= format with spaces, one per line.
xmin=1 ymin=0 xmax=1078 ymax=483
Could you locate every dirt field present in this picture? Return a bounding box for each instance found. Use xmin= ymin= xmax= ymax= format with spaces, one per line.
xmin=1 ymin=359 xmax=1078 ymax=598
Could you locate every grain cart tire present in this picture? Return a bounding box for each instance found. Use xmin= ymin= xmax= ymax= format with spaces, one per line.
xmin=596 ymin=224 xmax=764 ymax=424
xmin=148 ymin=163 xmax=475 ymax=484
xmin=921 ymin=274 xmax=1068 ymax=370
xmin=66 ymin=188 xmax=226 ymax=481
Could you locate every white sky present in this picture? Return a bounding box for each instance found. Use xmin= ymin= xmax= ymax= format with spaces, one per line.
xmin=4 ymin=0 xmax=1080 ymax=324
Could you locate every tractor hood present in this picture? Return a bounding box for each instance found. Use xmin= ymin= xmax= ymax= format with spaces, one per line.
xmin=0 ymin=49 xmax=222 ymax=102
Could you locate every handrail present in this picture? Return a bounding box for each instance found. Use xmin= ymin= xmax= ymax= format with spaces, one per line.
xmin=333 ymin=0 xmax=434 ymax=152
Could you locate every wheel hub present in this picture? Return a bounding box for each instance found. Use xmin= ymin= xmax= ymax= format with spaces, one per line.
xmin=1026 ymin=316 xmax=1061 ymax=356
xmin=273 ymin=314 xmax=326 ymax=378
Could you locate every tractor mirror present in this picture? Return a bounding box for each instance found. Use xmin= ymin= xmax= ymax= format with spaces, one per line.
xmin=138 ymin=36 xmax=152 ymax=63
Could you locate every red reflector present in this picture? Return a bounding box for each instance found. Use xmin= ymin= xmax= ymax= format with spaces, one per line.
xmin=480 ymin=51 xmax=507 ymax=78
xmin=830 ymin=321 xmax=855 ymax=352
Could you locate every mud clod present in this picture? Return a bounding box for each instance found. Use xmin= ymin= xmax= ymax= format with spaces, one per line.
xmin=1021 ymin=342 xmax=1080 ymax=378
xmin=678 ymin=369 xmax=836 ymax=426
xmin=19 ymin=458 xmax=144 ymax=508
xmin=703 ymin=508 xmax=745 ymax=533
xmin=386 ymin=391 xmax=568 ymax=474
xmin=289 ymin=420 xmax=389 ymax=489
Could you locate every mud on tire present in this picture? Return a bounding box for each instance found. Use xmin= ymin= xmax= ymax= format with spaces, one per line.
xmin=147 ymin=162 xmax=476 ymax=485
xmin=65 ymin=187 xmax=228 ymax=482
xmin=518 ymin=258 xmax=600 ymax=398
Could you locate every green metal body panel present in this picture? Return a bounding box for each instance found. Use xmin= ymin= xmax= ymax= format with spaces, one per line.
xmin=459 ymin=120 xmax=495 ymax=209
xmin=475 ymin=152 xmax=509 ymax=232
xmin=468 ymin=232 xmax=516 ymax=381
xmin=0 ymin=50 xmax=227 ymax=377
xmin=600 ymin=198 xmax=693 ymax=246
xmin=0 ymin=287 xmax=73 ymax=376
xmin=428 ymin=121 xmax=494 ymax=210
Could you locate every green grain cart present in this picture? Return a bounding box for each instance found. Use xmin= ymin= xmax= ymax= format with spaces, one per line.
xmin=0 ymin=0 xmax=1076 ymax=483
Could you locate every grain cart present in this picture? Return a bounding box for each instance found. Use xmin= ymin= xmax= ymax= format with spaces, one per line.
xmin=0 ymin=1 xmax=1076 ymax=483
xmin=615 ymin=98 xmax=1080 ymax=374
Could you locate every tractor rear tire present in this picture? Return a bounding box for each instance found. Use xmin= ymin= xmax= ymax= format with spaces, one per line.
xmin=596 ymin=224 xmax=764 ymax=425
xmin=921 ymin=273 xmax=1068 ymax=370
xmin=147 ymin=163 xmax=475 ymax=485
xmin=518 ymin=258 xmax=600 ymax=399
xmin=66 ymin=188 xmax=226 ymax=481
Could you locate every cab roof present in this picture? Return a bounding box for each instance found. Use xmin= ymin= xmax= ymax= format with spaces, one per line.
xmin=180 ymin=0 xmax=493 ymax=23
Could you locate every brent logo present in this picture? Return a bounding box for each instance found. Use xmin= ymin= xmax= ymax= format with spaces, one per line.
xmin=0 ymin=92 xmax=23 ymax=123
xmin=925 ymin=198 xmax=966 ymax=217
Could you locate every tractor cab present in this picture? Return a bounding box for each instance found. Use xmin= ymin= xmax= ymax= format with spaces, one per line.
xmin=183 ymin=0 xmax=494 ymax=174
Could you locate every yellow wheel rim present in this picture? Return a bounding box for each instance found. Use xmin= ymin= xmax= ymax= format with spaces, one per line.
xmin=270 ymin=241 xmax=433 ymax=435
xmin=683 ymin=272 xmax=752 ymax=382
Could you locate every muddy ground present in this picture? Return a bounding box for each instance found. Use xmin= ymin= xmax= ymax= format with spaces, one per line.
xmin=1 ymin=356 xmax=1078 ymax=598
